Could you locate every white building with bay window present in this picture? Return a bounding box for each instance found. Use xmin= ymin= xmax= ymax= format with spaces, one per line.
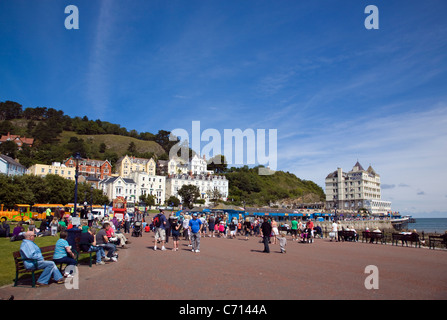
xmin=166 ymin=173 xmax=228 ymax=205
xmin=100 ymin=173 xmax=166 ymax=207
xmin=127 ymin=171 xmax=166 ymax=206
xmin=100 ymin=176 xmax=137 ymax=203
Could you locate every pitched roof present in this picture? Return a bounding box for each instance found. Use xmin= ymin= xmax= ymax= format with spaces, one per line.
xmin=0 ymin=132 xmax=34 ymax=146
xmin=0 ymin=154 xmax=26 ymax=169
xmin=326 ymin=170 xmax=338 ymax=179
xmin=367 ymin=165 xmax=379 ymax=176
xmin=65 ymin=156 xmax=111 ymax=166
xmin=117 ymin=155 xmax=154 ymax=165
xmin=101 ymin=176 xmax=136 ymax=185
xmin=353 ymin=161 xmax=365 ymax=171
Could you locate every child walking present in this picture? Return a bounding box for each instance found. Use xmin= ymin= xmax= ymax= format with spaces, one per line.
xmin=277 ymin=233 xmax=287 ymax=253
xmin=50 ymin=217 xmax=59 ymax=236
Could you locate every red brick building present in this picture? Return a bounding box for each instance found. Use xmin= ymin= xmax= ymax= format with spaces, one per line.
xmin=64 ymin=156 xmax=112 ymax=180
xmin=0 ymin=132 xmax=34 ymax=149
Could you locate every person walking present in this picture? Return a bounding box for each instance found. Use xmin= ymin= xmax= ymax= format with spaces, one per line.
xmin=208 ymin=214 xmax=216 ymax=237
xmin=291 ymin=217 xmax=298 ymax=241
xmin=260 ymin=218 xmax=272 ymax=253
xmin=124 ymin=211 xmax=130 ymax=234
xmin=153 ymin=209 xmax=167 ymax=251
xmin=243 ymin=217 xmax=251 ymax=240
xmin=331 ymin=220 xmax=339 ymax=242
xmin=171 ymin=216 xmax=181 ymax=251
xmin=271 ymin=219 xmax=279 ymax=244
xmin=189 ymin=213 xmax=203 ymax=253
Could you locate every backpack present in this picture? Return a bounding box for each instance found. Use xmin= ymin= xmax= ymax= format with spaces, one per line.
xmin=153 ymin=214 xmax=162 ymax=228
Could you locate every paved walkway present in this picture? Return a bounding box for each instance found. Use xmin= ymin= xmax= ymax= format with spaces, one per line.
xmin=1 ymin=232 xmax=447 ymax=300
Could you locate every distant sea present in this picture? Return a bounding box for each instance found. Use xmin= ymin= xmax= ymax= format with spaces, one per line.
xmin=407 ymin=218 xmax=447 ymax=234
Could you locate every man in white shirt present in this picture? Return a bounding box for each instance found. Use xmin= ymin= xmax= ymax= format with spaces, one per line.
xmin=331 ymin=221 xmax=339 ymax=242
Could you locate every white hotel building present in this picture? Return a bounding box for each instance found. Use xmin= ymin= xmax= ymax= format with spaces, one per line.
xmin=166 ymin=155 xmax=229 ymax=205
xmin=99 ymin=172 xmax=166 ymax=207
xmin=325 ymin=161 xmax=391 ymax=215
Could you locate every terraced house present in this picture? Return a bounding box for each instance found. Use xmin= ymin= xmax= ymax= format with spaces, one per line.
xmin=64 ymin=156 xmax=112 ymax=180
xmin=115 ymin=155 xmax=156 ymax=177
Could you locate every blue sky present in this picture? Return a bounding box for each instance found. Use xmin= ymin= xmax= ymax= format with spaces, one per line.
xmin=1 ymin=1 xmax=446 ymax=217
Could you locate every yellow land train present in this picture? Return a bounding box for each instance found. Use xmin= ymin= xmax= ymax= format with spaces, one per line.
xmin=0 ymin=204 xmax=62 ymax=221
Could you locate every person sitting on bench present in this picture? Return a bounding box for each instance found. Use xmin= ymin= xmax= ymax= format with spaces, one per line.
xmin=19 ymin=231 xmax=64 ymax=287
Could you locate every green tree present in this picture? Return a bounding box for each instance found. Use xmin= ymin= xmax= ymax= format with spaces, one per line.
xmin=127 ymin=142 xmax=137 ymax=155
xmin=0 ymin=120 xmax=14 ymax=135
xmin=99 ymin=142 xmax=107 ymax=153
xmin=155 ymin=130 xmax=179 ymax=154
xmin=0 ymin=140 xmax=18 ymax=158
xmin=0 ymin=175 xmax=19 ymax=208
xmin=140 ymin=193 xmax=156 ymax=207
xmin=43 ymin=174 xmax=73 ymax=204
xmin=17 ymin=144 xmax=34 ymax=168
xmin=139 ymin=132 xmax=155 ymax=141
xmin=166 ymin=195 xmax=180 ymax=207
xmin=206 ymin=188 xmax=223 ymax=207
xmin=178 ymin=185 xmax=200 ymax=209
xmin=32 ymin=119 xmax=62 ymax=145
xmin=65 ymin=137 xmax=88 ymax=158
xmin=0 ymin=101 xmax=23 ymax=120
xmin=207 ymin=154 xmax=228 ymax=174
xmin=78 ymin=183 xmax=110 ymax=206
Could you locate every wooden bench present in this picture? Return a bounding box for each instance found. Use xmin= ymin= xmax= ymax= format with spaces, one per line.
xmin=12 ymin=244 xmax=81 ymax=288
xmin=279 ymin=226 xmax=289 ymax=235
xmin=362 ymin=231 xmax=384 ymax=244
xmin=75 ymin=241 xmax=99 ymax=267
xmin=13 ymin=245 xmax=64 ymax=287
xmin=338 ymin=230 xmax=358 ymax=242
xmin=429 ymin=235 xmax=447 ymax=250
xmin=392 ymin=233 xmax=421 ymax=248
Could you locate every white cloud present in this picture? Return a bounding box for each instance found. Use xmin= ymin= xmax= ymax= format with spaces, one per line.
xmin=85 ymin=1 xmax=119 ymax=118
xmin=277 ymin=103 xmax=447 ymax=215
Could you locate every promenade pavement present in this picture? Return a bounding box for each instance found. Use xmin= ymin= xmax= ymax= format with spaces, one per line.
xmin=1 ymin=231 xmax=446 ymax=300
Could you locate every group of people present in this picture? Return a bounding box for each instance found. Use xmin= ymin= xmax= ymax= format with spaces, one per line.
xmin=14 ymin=209 xmax=387 ymax=287
xmin=289 ymin=217 xmax=324 ymax=242
xmin=329 ymin=220 xmax=382 ymax=242
xmin=145 ymin=210 xmax=296 ymax=254
xmin=4 ymin=209 xmax=84 ymax=242
xmin=146 ymin=209 xmax=203 ymax=253
xmin=10 ymin=208 xmax=135 ymax=287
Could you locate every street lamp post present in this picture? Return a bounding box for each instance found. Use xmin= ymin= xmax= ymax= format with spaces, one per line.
xmin=73 ymin=152 xmax=82 ymax=219
xmin=90 ymin=185 xmax=94 ymax=213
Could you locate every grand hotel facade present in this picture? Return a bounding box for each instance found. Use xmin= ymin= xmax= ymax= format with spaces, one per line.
xmin=325 ymin=161 xmax=392 ymax=215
